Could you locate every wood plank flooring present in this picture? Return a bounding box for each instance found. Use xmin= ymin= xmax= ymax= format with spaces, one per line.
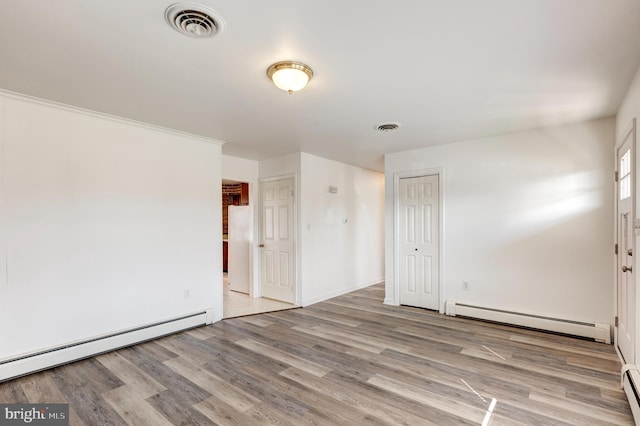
xmin=0 ymin=284 xmax=633 ymax=425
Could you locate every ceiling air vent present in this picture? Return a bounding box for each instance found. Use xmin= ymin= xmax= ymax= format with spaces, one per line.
xmin=165 ymin=3 xmax=225 ymax=38
xmin=376 ymin=122 xmax=401 ymax=132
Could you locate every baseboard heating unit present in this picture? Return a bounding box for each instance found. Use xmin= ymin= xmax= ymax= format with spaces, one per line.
xmin=622 ymin=365 xmax=640 ymax=424
xmin=445 ymin=301 xmax=610 ymax=344
xmin=0 ymin=310 xmax=213 ymax=382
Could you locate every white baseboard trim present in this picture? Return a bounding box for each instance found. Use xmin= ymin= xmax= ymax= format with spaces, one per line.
xmin=302 ymin=278 xmax=384 ymax=307
xmin=205 ymin=308 xmax=216 ymax=325
xmin=0 ymin=311 xmax=209 ymax=382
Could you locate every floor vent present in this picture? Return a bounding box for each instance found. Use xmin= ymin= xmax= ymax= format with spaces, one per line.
xmin=445 ymin=301 xmax=610 ymax=343
xmin=0 ymin=311 xmax=211 ymax=382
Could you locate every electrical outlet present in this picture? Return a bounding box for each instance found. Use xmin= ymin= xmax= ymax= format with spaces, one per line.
xmin=462 ymin=281 xmax=469 ymax=291
xmin=184 ymin=289 xmax=190 ymax=299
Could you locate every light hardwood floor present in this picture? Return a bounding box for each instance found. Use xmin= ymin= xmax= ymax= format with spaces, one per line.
xmin=0 ymin=284 xmax=633 ymax=425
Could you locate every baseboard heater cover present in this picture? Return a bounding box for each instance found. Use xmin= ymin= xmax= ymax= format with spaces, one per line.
xmin=622 ymin=365 xmax=640 ymax=425
xmin=0 ymin=310 xmax=212 ymax=382
xmin=445 ymin=301 xmax=610 ymax=344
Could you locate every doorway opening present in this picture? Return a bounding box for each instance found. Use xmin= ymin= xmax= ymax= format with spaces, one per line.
xmin=221 ymin=179 xmax=294 ymax=318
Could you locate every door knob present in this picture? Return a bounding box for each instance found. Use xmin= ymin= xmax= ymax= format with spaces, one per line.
xmin=258 ymin=244 xmax=265 ymax=248
xmin=629 ymin=249 xmax=634 ymax=256
xmin=414 ymin=248 xmax=418 ymax=251
xmin=622 ymin=265 xmax=633 ymax=273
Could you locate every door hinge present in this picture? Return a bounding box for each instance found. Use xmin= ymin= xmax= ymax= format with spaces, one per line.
xmin=615 ymin=171 xmax=619 ymax=182
xmin=615 ymin=243 xmax=619 ymax=255
xmin=615 ymin=316 xmax=619 ymax=327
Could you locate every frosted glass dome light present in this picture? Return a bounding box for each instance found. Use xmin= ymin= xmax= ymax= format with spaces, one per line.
xmin=267 ymin=61 xmax=313 ymax=94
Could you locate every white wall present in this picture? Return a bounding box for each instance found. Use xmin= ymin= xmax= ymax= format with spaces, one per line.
xmin=222 ymin=155 xmax=259 ymax=297
xmin=259 ymin=153 xmax=302 ymax=179
xmin=222 ymin=155 xmax=259 ymax=183
xmin=617 ymin=65 xmax=640 ymax=364
xmin=618 ymin=67 xmax=640 ymax=140
xmin=300 ymin=153 xmax=385 ymax=305
xmin=258 ymin=152 xmax=385 ymax=306
xmin=385 ymin=117 xmax=615 ymax=325
xmin=0 ymin=92 xmax=223 ymax=360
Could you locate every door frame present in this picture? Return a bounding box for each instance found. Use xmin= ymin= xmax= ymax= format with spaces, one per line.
xmin=392 ymin=167 xmax=445 ymax=313
xmin=615 ymin=118 xmax=637 ymax=363
xmin=258 ymin=173 xmax=299 ymax=305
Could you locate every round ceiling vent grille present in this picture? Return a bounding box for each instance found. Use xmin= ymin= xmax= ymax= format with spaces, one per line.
xmin=376 ymin=122 xmax=401 ymax=132
xmin=165 ymin=3 xmax=225 ymax=38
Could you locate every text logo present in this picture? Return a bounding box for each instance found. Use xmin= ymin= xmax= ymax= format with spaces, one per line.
xmin=0 ymin=404 xmax=68 ymax=426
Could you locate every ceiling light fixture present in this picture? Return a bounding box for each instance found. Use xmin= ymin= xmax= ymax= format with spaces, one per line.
xmin=267 ymin=61 xmax=313 ymax=94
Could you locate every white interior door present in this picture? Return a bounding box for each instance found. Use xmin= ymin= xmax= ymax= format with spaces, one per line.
xmin=260 ymin=178 xmax=295 ymax=303
xmin=399 ymin=175 xmax=440 ymax=310
xmin=617 ymin=123 xmax=635 ymax=364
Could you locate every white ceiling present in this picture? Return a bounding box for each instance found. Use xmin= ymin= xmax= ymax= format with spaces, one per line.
xmin=1 ymin=1 xmax=639 ymax=172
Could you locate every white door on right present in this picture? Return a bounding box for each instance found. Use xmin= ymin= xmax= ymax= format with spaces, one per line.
xmin=617 ymin=123 xmax=635 ymax=364
xmin=399 ymin=175 xmax=440 ymax=310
